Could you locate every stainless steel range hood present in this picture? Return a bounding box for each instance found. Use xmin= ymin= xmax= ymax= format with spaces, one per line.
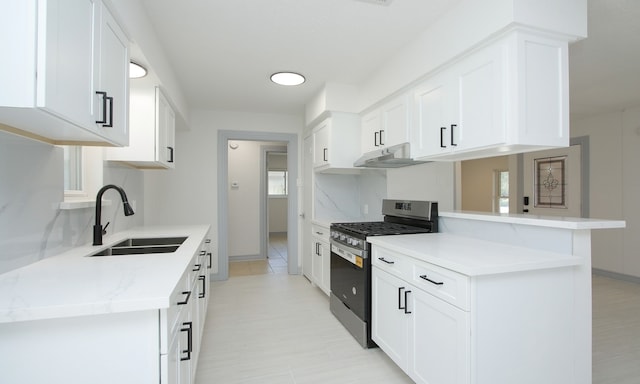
xmin=353 ymin=142 xmax=428 ymax=168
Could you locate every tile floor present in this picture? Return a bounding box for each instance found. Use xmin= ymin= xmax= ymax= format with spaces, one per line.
xmin=201 ymin=237 xmax=640 ymax=383
xmin=229 ymin=233 xmax=289 ymax=277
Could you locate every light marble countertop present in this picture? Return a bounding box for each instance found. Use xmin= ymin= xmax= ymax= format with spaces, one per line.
xmin=369 ymin=233 xmax=583 ymax=276
xmin=440 ymin=211 xmax=626 ymax=229
xmin=0 ymin=225 xmax=210 ymax=324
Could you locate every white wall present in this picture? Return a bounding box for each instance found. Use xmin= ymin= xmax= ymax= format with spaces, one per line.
xmin=571 ymin=107 xmax=638 ymax=277
xmin=227 ymin=140 xmax=262 ymax=258
xmin=144 ymin=110 xmax=304 ymax=270
xmin=0 ymin=132 xmax=144 ymax=275
xmin=268 ymin=198 xmax=288 ymax=233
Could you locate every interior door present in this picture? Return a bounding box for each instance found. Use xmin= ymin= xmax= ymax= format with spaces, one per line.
xmin=522 ymin=145 xmax=582 ymax=217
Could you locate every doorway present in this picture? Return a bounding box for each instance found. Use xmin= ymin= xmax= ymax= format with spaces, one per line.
xmin=265 ymin=147 xmax=288 ymax=274
xmin=217 ymin=130 xmax=299 ymax=281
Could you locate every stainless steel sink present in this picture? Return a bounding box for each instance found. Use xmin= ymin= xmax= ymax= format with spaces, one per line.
xmin=89 ymin=237 xmax=187 ymax=257
xmin=111 ymin=237 xmax=187 ymax=248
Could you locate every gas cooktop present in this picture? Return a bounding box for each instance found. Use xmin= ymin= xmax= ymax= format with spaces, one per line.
xmin=331 ymin=221 xmax=433 ymax=237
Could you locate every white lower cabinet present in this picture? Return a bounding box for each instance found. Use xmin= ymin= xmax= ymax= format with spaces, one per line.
xmin=310 ymin=224 xmax=330 ymax=295
xmin=372 ymin=266 xmax=469 ymax=384
xmin=372 ymin=243 xmax=578 ymax=384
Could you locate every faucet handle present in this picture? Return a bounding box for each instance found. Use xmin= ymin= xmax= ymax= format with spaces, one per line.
xmin=102 ymin=222 xmax=110 ymax=235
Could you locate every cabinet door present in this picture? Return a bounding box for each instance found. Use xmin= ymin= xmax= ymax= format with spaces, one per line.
xmin=313 ymin=121 xmax=329 ymax=168
xmin=157 ymin=88 xmax=176 ymax=168
xmin=94 ymin=2 xmax=129 ymax=145
xmin=311 ymin=239 xmax=324 ymax=288
xmin=412 ymin=72 xmax=455 ymax=158
xmin=361 ymin=109 xmax=382 ymax=153
xmin=37 ymin=0 xmax=97 ymax=129
xmin=454 ymin=44 xmax=506 ymax=152
xmin=381 ymin=94 xmax=410 ymax=148
xmin=409 ymin=288 xmax=470 ymax=384
xmin=371 ymin=267 xmax=411 ymax=371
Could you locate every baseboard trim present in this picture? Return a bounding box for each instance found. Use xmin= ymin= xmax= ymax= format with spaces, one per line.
xmin=593 ymin=268 xmax=640 ymax=284
xmin=230 ymin=254 xmax=264 ymax=262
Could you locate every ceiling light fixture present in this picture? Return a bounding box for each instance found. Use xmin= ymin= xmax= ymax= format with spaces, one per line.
xmin=270 ymin=72 xmax=306 ymax=86
xmin=129 ymin=61 xmax=147 ymax=79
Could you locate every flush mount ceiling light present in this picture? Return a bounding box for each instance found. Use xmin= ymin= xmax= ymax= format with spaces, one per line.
xmin=270 ymin=72 xmax=306 ymax=86
xmin=129 ymin=61 xmax=147 ymax=79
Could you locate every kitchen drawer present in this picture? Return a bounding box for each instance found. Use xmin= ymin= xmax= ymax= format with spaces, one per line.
xmin=411 ymin=260 xmax=470 ymax=311
xmin=312 ymin=224 xmax=329 ymax=239
xmin=371 ymin=246 xmax=411 ymax=280
xmin=160 ymin=268 xmax=192 ymax=354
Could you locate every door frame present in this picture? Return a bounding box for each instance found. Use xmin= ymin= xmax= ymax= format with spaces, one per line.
xmin=217 ymin=130 xmax=299 ymax=280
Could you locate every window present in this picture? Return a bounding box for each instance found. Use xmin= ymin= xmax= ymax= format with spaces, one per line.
xmin=268 ymin=171 xmax=288 ymax=196
xmin=63 ymin=146 xmax=83 ymax=192
xmin=495 ymin=170 xmax=509 ymax=213
xmin=59 ymin=145 xmax=103 ymax=203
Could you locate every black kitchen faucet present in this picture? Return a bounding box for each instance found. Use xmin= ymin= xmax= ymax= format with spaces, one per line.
xmin=93 ymin=184 xmax=135 ymax=246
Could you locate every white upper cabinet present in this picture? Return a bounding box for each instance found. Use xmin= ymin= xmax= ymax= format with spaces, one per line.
xmin=311 ymin=112 xmax=360 ymax=171
xmin=411 ymin=29 xmax=569 ymax=161
xmin=0 ymin=0 xmax=129 ymax=146
xmin=361 ymin=94 xmax=410 ymax=154
xmin=107 ymin=86 xmax=176 ymax=169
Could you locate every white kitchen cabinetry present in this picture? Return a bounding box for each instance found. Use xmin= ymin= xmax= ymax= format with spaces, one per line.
xmin=310 ymin=223 xmax=330 ymax=295
xmin=371 ymin=236 xmax=580 ymax=384
xmin=312 ymin=112 xmax=360 ymax=171
xmin=107 ymin=87 xmax=176 ymax=168
xmin=0 ymin=0 xmax=130 ymax=146
xmin=361 ymin=93 xmax=410 ymax=154
xmin=411 ymin=29 xmax=568 ymax=161
xmin=372 ymin=250 xmax=470 ymax=384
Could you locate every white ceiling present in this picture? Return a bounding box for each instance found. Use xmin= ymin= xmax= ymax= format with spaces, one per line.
xmin=139 ymin=0 xmax=640 ymax=119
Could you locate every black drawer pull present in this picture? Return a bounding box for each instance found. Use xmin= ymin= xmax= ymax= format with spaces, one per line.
xmin=378 ymin=257 xmax=394 ymax=264
xmin=419 ymin=274 xmax=444 ymax=285
xmin=177 ymin=290 xmax=191 ymax=305
xmin=193 ymin=263 xmax=202 ymax=272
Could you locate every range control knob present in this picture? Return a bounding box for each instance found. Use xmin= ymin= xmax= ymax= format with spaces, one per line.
xmin=351 ymin=239 xmax=360 ymax=247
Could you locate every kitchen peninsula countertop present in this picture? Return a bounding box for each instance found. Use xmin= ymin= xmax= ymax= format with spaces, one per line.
xmin=369 ymin=233 xmax=582 ymax=276
xmin=0 ymin=225 xmax=210 ymax=324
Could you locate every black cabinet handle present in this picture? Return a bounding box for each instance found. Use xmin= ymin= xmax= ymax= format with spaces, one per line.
xmin=105 ymin=96 xmax=113 ymax=127
xmin=378 ymin=257 xmax=394 ymax=265
xmin=440 ymin=127 xmax=446 ymax=148
xmin=398 ymin=287 xmax=405 ymax=310
xmin=419 ymin=274 xmax=444 ymax=285
xmin=193 ymin=263 xmax=202 ymax=272
xmin=404 ymin=290 xmax=412 ymax=314
xmin=450 ymin=124 xmax=457 ymax=146
xmin=374 ymin=131 xmax=379 ymax=147
xmin=180 ymin=321 xmax=193 ymax=361
xmin=168 ymin=146 xmax=174 ymax=163
xmin=323 ymin=148 xmax=328 ymax=162
xmin=379 ymin=129 xmax=385 ymax=146
xmin=205 ymin=239 xmax=211 ymax=244
xmin=95 ymin=91 xmax=108 ymax=125
xmin=207 ymin=252 xmax=212 ymax=269
xmin=198 ymin=276 xmax=206 ymax=298
xmin=177 ymin=290 xmax=191 ymax=305
xmin=200 ymin=250 xmax=206 ymax=256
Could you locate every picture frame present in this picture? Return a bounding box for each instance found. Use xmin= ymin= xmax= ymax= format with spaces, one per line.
xmin=534 ymin=156 xmax=567 ymax=208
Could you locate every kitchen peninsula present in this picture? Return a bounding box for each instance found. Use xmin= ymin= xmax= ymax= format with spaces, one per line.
xmin=369 ymin=211 xmax=624 ymax=384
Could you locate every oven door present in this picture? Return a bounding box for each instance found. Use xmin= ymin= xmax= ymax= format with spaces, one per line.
xmin=330 ymin=241 xmax=369 ymax=321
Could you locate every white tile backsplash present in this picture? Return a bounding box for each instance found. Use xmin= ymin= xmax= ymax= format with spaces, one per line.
xmin=0 ymin=132 xmax=143 ymax=275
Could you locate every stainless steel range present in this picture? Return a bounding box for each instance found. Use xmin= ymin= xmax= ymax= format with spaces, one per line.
xmin=329 ymin=199 xmax=438 ymax=348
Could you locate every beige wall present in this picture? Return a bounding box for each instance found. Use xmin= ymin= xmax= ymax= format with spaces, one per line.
xmin=460 ymin=156 xmax=509 ymax=212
